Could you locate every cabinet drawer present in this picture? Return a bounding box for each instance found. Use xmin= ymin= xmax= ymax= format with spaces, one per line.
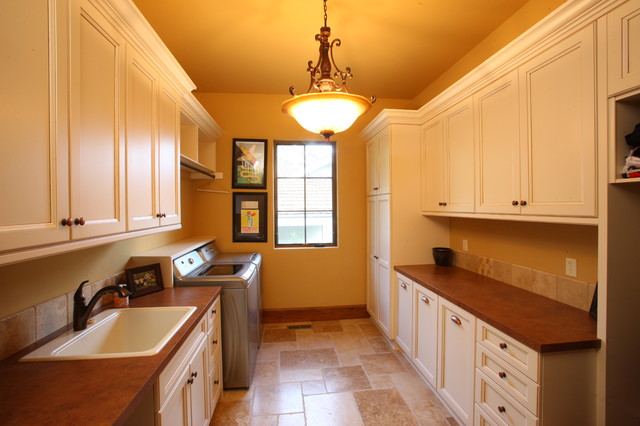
xmin=475 ymin=403 xmax=500 ymax=426
xmin=476 ymin=343 xmax=539 ymax=415
xmin=475 ymin=370 xmax=538 ymax=426
xmin=207 ymin=297 xmax=220 ymax=332
xmin=157 ymin=316 xmax=206 ymax=406
xmin=476 ymin=320 xmax=539 ymax=382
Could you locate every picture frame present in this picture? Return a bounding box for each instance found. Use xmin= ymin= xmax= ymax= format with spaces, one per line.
xmin=233 ymin=192 xmax=268 ymax=242
xmin=124 ymin=263 xmax=164 ymax=298
xmin=232 ymin=138 xmax=268 ymax=189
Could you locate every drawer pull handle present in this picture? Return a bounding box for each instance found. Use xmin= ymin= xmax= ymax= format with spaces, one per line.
xmin=498 ymin=371 xmax=507 ymax=379
xmin=421 ymin=296 xmax=429 ymax=304
xmin=498 ymin=406 xmax=506 ymax=414
xmin=450 ymin=315 xmax=462 ymax=325
xmin=499 ymin=342 xmax=507 ymax=350
xmin=400 ymin=282 xmax=407 ymax=289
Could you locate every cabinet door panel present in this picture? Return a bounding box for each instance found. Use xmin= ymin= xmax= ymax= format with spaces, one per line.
xmin=366 ymin=197 xmax=378 ymax=319
xmin=0 ymin=0 xmax=69 ymax=251
xmin=69 ymin=1 xmax=126 ymax=239
xmin=158 ymin=86 xmax=181 ymax=226
xmin=519 ymin=24 xmax=596 ymax=217
xmin=376 ymin=195 xmax=391 ymax=336
xmin=413 ymin=285 xmax=438 ymax=387
xmin=608 ymin=0 xmax=640 ymax=95
xmin=126 ymin=51 xmax=158 ymax=231
xmin=421 ymin=119 xmax=444 ymax=211
xmin=377 ymin=131 xmax=391 ymax=194
xmin=190 ymin=337 xmax=209 ymax=426
xmin=366 ymin=138 xmax=379 ymax=195
xmin=475 ymin=71 xmax=520 ymax=214
xmin=395 ymin=274 xmax=412 ymax=354
xmin=443 ymin=99 xmax=474 ymax=213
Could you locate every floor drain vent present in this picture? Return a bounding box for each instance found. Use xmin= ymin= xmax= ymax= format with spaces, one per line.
xmin=287 ymin=324 xmax=312 ymax=329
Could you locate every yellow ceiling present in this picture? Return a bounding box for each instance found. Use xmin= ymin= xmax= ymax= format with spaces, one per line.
xmin=132 ymin=0 xmax=534 ymax=99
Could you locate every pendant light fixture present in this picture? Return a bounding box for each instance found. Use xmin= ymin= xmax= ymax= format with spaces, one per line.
xmin=282 ymin=0 xmax=375 ymax=140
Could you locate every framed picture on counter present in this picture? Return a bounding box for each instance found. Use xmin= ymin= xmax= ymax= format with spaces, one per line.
xmin=232 ymin=138 xmax=267 ymax=189
xmin=233 ymin=192 xmax=268 ymax=242
xmin=124 ymin=263 xmax=164 ymax=298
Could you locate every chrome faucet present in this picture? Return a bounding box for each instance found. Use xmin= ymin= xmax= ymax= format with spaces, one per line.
xmin=73 ymin=280 xmax=131 ymax=331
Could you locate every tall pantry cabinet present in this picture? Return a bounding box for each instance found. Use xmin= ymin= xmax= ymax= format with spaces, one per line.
xmin=363 ymin=111 xmax=449 ymax=339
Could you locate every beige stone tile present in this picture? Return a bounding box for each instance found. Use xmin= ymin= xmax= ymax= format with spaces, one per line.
xmin=410 ymin=404 xmax=455 ymax=426
xmin=339 ymin=322 xmax=362 ymax=332
xmin=221 ymin=388 xmax=255 ymax=402
xmin=353 ymin=388 xmax=418 ymax=425
xmin=0 ymin=308 xmax=36 ymax=360
xmin=211 ymin=400 xmax=250 ymax=425
xmin=249 ymin=415 xmax=278 ymax=426
xmin=280 ymin=348 xmax=340 ymax=370
xmin=390 ymin=372 xmax=439 ymax=410
xmin=278 ymin=413 xmax=306 ymax=426
xmin=453 ymin=251 xmax=465 ymax=268
xmin=263 ymin=328 xmax=297 ymax=343
xmin=358 ymin=323 xmax=382 ymax=337
xmin=296 ymin=333 xmax=334 ymax=349
xmin=279 ymin=368 xmax=323 ymax=383
xmin=512 ymin=265 xmax=533 ymax=291
xmin=531 ymin=270 xmax=557 ymax=300
xmin=302 ymin=380 xmax=327 ymax=395
xmin=490 ymin=260 xmax=513 ymax=284
xmin=478 ymin=257 xmax=493 ymax=277
xmin=312 ymin=320 xmax=343 ymax=333
xmin=368 ymin=374 xmax=394 ymax=389
xmin=360 ymin=353 xmax=410 ymax=375
xmin=258 ymin=341 xmax=298 ymax=361
xmin=252 ymin=382 xmax=303 ymax=416
xmin=337 ymin=353 xmax=362 ymax=366
xmin=330 ymin=331 xmax=374 ymax=355
xmin=322 ymin=365 xmax=372 ymax=393
xmin=368 ymin=336 xmax=392 ymax=353
xmin=254 ymin=361 xmax=279 ymax=385
xmin=304 ymin=392 xmax=364 ymax=426
xmin=464 ymin=253 xmax=480 ymax=273
xmin=557 ymin=277 xmax=590 ymax=311
xmin=35 ymin=294 xmax=68 ymax=340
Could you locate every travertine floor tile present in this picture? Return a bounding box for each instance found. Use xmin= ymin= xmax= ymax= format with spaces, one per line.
xmin=211 ymin=400 xmax=250 ymax=425
xmin=296 ymin=333 xmax=334 ymax=349
xmin=263 ymin=328 xmax=297 ymax=343
xmin=279 ymin=368 xmax=323 ymax=383
xmin=353 ymin=388 xmax=418 ymax=425
xmin=280 ymin=348 xmax=340 ymax=370
xmin=305 ymin=392 xmax=364 ymax=426
xmin=253 ymin=361 xmax=279 ymax=385
xmin=360 ymin=352 xmax=410 ymax=375
xmin=279 ymin=412 xmax=306 ymax=426
xmin=312 ymin=320 xmax=343 ymax=333
xmin=252 ymin=382 xmax=303 ymax=416
xmin=330 ymin=331 xmax=375 ymax=355
xmin=322 ymin=365 xmax=372 ymax=393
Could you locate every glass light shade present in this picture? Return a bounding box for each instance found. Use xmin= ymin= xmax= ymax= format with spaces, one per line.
xmin=282 ymin=92 xmax=372 ymax=137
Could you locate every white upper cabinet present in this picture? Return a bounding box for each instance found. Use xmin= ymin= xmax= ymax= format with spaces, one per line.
xmin=607 ymin=0 xmax=640 ymax=95
xmin=474 ymin=71 xmax=521 ymax=214
xmin=0 ymin=0 xmax=70 ymax=252
xmin=157 ymin=85 xmax=181 ymax=227
xmin=518 ymin=24 xmax=596 ymax=217
xmin=422 ymin=98 xmax=475 ymax=213
xmin=366 ymin=129 xmax=390 ymax=195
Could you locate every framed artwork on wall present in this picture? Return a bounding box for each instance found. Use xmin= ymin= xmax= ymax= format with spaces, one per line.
xmin=232 ymin=138 xmax=267 ymax=189
xmin=233 ymin=192 xmax=268 ymax=242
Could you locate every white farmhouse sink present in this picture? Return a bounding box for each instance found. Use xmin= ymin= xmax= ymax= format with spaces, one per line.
xmin=21 ymin=306 xmax=196 ymax=361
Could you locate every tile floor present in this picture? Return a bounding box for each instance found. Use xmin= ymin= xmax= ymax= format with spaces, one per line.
xmin=210 ymin=318 xmax=457 ymax=425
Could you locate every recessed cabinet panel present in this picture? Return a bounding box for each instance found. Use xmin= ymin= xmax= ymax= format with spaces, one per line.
xmin=519 ymin=24 xmax=596 ymax=217
xmin=158 ymin=87 xmax=181 ymax=226
xmin=608 ymin=0 xmax=640 ymax=95
xmin=413 ymin=285 xmax=438 ymax=387
xmin=421 ymin=119 xmax=444 ymax=211
xmin=366 ymin=130 xmax=390 ymax=195
xmin=444 ymin=100 xmax=475 ymax=213
xmin=69 ymin=1 xmax=126 ymax=239
xmin=475 ymin=71 xmax=520 ymax=214
xmin=0 ymin=0 xmax=69 ymax=251
xmin=395 ymin=274 xmax=412 ymax=355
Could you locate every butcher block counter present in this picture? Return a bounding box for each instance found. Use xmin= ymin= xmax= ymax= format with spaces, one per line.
xmin=394 ymin=264 xmax=599 ymax=352
xmin=0 ymin=286 xmax=221 ymax=425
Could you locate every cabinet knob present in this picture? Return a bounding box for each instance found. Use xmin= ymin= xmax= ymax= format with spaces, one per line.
xmin=498 ymin=371 xmax=507 ymax=379
xmin=442 ymin=202 xmax=447 ymax=206
xmin=156 ymin=213 xmax=162 ymax=218
xmin=373 ymin=187 xmax=379 ymax=190
xmin=61 ymin=218 xmax=73 ymax=227
xmin=212 ymin=339 xmax=218 ymax=345
xmin=400 ymin=282 xmax=407 ymax=289
xmin=374 ymin=255 xmax=379 ymax=260
xmin=74 ymin=217 xmax=85 ymax=226
xmin=498 ymin=406 xmax=506 ymax=414
xmin=499 ymin=342 xmax=508 ymax=350
xmin=214 ymin=380 xmax=219 ymax=385
xmin=187 ymin=378 xmax=194 ymax=385
xmin=512 ymin=200 xmax=519 ymax=206
xmin=421 ymin=296 xmax=429 ymax=304
xmin=211 ymin=308 xmax=217 ymax=314
xmin=161 ymin=213 xmax=167 ymax=218
xmin=191 ymin=371 xmax=198 ymax=378
xmin=450 ymin=315 xmax=462 ymax=325
xmin=520 ymin=200 xmax=527 ymax=206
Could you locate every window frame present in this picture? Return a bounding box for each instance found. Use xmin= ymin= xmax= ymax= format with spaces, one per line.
xmin=274 ymin=140 xmax=338 ymax=248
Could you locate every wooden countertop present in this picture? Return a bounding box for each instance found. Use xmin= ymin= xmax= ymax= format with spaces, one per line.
xmin=0 ymin=286 xmax=221 ymax=426
xmin=394 ymin=265 xmax=599 ymax=353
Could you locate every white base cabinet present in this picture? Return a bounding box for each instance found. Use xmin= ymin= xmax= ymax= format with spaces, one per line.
xmin=395 ymin=273 xmax=412 ymax=354
xmin=412 ymin=282 xmax=438 ymax=387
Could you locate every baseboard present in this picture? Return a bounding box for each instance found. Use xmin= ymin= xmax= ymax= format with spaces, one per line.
xmin=262 ymin=305 xmax=369 ymax=323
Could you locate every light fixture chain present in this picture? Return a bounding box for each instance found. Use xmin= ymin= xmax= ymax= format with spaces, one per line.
xmin=323 ymin=0 xmax=328 ymax=27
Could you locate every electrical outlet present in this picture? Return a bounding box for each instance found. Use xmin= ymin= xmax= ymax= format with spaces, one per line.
xmin=462 ymin=239 xmax=468 ymax=252
xmin=565 ymin=258 xmax=577 ymax=277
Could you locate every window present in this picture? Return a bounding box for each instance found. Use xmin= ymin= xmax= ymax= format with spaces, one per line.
xmin=274 ymin=141 xmax=337 ymax=247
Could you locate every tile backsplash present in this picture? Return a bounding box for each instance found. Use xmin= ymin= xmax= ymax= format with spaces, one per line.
xmin=0 ymin=272 xmax=125 ymax=361
xmin=453 ymin=250 xmax=596 ymax=312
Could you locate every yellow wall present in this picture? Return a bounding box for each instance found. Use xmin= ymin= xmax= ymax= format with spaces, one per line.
xmin=193 ymin=93 xmax=415 ymax=310
xmin=0 ymin=175 xmax=194 ymax=319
